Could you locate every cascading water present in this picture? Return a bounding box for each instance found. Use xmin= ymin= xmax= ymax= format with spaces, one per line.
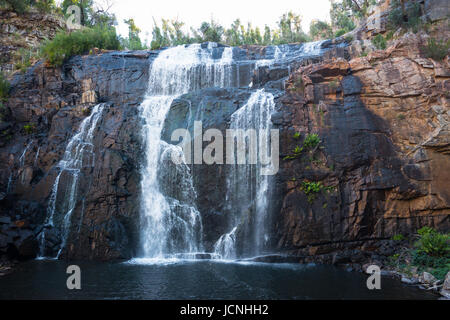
xmin=138 ymin=43 xmax=235 ymax=259
xmin=214 ymin=89 xmax=276 ymax=259
xmin=137 ymin=40 xmax=328 ymax=262
xmin=38 ymin=103 xmax=105 ymax=258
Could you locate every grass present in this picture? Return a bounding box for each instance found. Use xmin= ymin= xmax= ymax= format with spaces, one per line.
xmin=423 ymin=38 xmax=450 ymax=61
xmin=372 ymin=34 xmax=387 ymax=50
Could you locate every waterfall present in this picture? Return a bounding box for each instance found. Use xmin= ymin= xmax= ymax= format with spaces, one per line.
xmin=38 ymin=103 xmax=105 ymax=258
xmin=214 ymin=89 xmax=276 ymax=259
xmin=139 ymin=44 xmax=234 ymax=259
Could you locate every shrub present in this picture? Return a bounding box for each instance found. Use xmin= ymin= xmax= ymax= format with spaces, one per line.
xmin=300 ymin=180 xmax=334 ymax=203
xmin=392 ymin=234 xmax=406 ymax=241
xmin=0 ymin=0 xmax=31 ymax=14
xmin=334 ymin=29 xmax=346 ymax=38
xmin=23 ymin=123 xmax=35 ymax=134
xmin=14 ymin=48 xmax=39 ymax=72
xmin=34 ymin=0 xmax=56 ymax=13
xmin=388 ymin=0 xmax=422 ymax=33
xmin=283 ymin=133 xmax=321 ymax=160
xmin=415 ymin=227 xmax=449 ymax=257
xmin=303 ymin=133 xmax=320 ymax=149
xmin=423 ymin=38 xmax=450 ymax=61
xmin=0 ymin=72 xmax=10 ymax=102
xmin=293 ymin=132 xmax=301 ymax=139
xmin=372 ymin=34 xmax=387 ymax=50
xmin=41 ymin=26 xmax=121 ymax=66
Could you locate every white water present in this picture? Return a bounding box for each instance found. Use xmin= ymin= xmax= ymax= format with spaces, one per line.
xmin=139 ymin=41 xmax=322 ymax=261
xmin=214 ymin=89 xmax=276 ymax=259
xmin=38 ymin=103 xmax=105 ymax=258
xmin=139 ymin=44 xmax=234 ymax=258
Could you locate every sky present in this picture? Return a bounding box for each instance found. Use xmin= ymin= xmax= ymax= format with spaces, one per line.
xmin=100 ymin=0 xmax=332 ymax=41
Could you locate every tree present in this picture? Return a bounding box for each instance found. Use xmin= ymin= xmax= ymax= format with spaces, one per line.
xmin=192 ymin=18 xmax=224 ymax=43
xmin=123 ymin=18 xmax=145 ymax=50
xmin=225 ymin=19 xmax=243 ymax=46
xmin=341 ymin=0 xmax=377 ymax=18
xmin=309 ymin=20 xmax=333 ymax=40
xmin=330 ymin=0 xmax=356 ymax=35
xmin=0 ymin=0 xmax=31 ymax=14
xmin=263 ymin=25 xmax=272 ymax=45
xmin=60 ymin=0 xmax=94 ymax=26
xmin=277 ymin=11 xmax=309 ymax=44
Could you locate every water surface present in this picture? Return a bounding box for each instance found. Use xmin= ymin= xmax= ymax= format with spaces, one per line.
xmin=0 ymin=260 xmax=438 ymax=300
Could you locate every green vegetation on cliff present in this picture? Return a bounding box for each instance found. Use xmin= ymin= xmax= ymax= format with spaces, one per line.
xmin=388 ymin=227 xmax=450 ymax=280
xmin=41 ymin=26 xmax=120 ymax=66
xmin=0 ymin=0 xmax=57 ymax=14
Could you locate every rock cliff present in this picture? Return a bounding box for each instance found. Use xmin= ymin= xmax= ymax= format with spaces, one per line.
xmin=276 ymin=31 xmax=449 ymax=265
xmin=0 ymin=21 xmax=448 ymax=265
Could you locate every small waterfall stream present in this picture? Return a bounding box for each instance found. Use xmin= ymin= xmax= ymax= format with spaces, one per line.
xmin=38 ymin=103 xmax=105 ymax=258
xmin=214 ymin=89 xmax=276 ymax=259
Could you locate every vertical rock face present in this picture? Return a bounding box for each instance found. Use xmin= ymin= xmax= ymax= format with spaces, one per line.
xmin=0 ymin=9 xmax=66 ymax=74
xmin=0 ymin=51 xmax=152 ymax=260
xmin=0 ymin=32 xmax=448 ymax=263
xmin=276 ymin=33 xmax=449 ymax=261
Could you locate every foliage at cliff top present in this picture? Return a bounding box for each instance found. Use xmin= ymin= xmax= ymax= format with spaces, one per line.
xmin=41 ymin=26 xmax=121 ymax=66
xmin=10 ymin=0 xmax=396 ymax=67
xmin=0 ymin=0 xmax=57 ymax=14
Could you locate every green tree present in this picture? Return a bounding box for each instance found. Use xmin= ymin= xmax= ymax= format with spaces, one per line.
xmin=330 ymin=0 xmax=357 ymax=35
xmin=263 ymin=25 xmax=272 ymax=45
xmin=0 ymin=0 xmax=31 ymax=14
xmin=225 ymin=19 xmax=243 ymax=46
xmin=123 ymin=18 xmax=146 ymax=50
xmin=277 ymin=11 xmax=308 ymax=44
xmin=192 ymin=18 xmax=224 ymax=43
xmin=309 ymin=20 xmax=333 ymax=40
xmin=60 ymin=0 xmax=93 ymax=26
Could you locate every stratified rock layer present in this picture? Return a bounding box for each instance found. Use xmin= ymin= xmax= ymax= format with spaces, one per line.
xmin=275 ymin=33 xmax=449 ymax=262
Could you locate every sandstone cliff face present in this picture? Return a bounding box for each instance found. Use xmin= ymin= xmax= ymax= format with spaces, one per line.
xmin=0 ymin=29 xmax=448 ymax=263
xmin=0 ymin=9 xmax=66 ymax=74
xmin=0 ymin=51 xmax=152 ymax=260
xmin=275 ymin=32 xmax=449 ymax=263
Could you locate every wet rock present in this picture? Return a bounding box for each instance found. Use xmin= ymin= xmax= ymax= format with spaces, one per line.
xmin=421 ymin=271 xmax=438 ymax=286
xmin=441 ymin=271 xmax=450 ymax=298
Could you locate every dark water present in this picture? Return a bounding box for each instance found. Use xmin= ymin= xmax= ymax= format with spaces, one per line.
xmin=0 ymin=259 xmax=438 ymax=300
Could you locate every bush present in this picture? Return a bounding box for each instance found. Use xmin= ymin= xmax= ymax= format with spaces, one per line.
xmin=372 ymin=34 xmax=387 ymax=50
xmin=0 ymin=72 xmax=10 ymax=102
xmin=334 ymin=29 xmax=346 ymax=38
xmin=392 ymin=234 xmax=406 ymax=241
xmin=34 ymin=0 xmax=56 ymax=13
xmin=388 ymin=0 xmax=422 ymax=32
xmin=303 ymin=133 xmax=320 ymax=149
xmin=300 ymin=180 xmax=334 ymax=203
xmin=415 ymin=227 xmax=449 ymax=257
xmin=23 ymin=123 xmax=35 ymax=134
xmin=41 ymin=26 xmax=121 ymax=66
xmin=0 ymin=0 xmax=31 ymax=14
xmin=423 ymin=38 xmax=450 ymax=61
